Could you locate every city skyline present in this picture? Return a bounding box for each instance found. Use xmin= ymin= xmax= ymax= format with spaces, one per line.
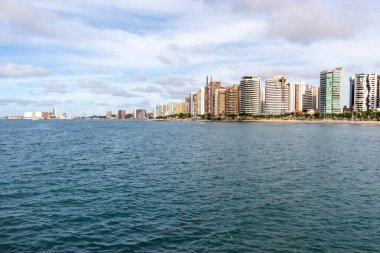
xmin=2 ymin=1 xmax=380 ymax=116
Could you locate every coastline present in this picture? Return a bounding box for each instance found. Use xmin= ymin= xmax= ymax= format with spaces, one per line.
xmin=2 ymin=118 xmax=380 ymax=125
xmin=153 ymin=118 xmax=380 ymax=125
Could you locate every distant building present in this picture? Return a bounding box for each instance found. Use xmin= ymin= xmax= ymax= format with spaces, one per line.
xmin=312 ymin=86 xmax=317 ymax=111
xmin=118 ymin=110 xmax=126 ymax=119
xmin=23 ymin=112 xmax=43 ymax=120
xmin=190 ymin=92 xmax=198 ymax=116
xmin=288 ymin=83 xmax=317 ymax=113
xmin=302 ymin=84 xmax=315 ymax=112
xmin=214 ymin=87 xmax=226 ymax=116
xmin=176 ymin=102 xmax=184 ymax=114
xmin=319 ymin=67 xmax=343 ymax=114
xmin=351 ymin=73 xmax=378 ymax=112
xmin=225 ymin=84 xmax=240 ymax=116
xmin=197 ymin=87 xmax=206 ymax=115
xmin=208 ymin=81 xmax=221 ymax=115
xmin=134 ymin=109 xmax=146 ymax=119
xmin=239 ymin=76 xmax=261 ymax=115
xmin=265 ymin=75 xmax=288 ymax=115
xmin=377 ymin=75 xmax=380 ymax=109
xmin=106 ymin=111 xmax=112 ymax=119
xmin=288 ymin=82 xmax=296 ymax=113
xmin=260 ymin=89 xmax=265 ymax=114
xmin=42 ymin=112 xmax=51 ymax=119
xmin=52 ymin=108 xmax=58 ymax=119
xmin=184 ymin=97 xmax=191 ymax=114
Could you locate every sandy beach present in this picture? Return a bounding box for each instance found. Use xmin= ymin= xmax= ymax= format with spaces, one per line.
xmin=153 ymin=118 xmax=380 ymax=125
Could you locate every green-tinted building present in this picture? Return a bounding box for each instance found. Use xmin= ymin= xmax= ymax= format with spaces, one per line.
xmin=319 ymin=67 xmax=343 ymax=114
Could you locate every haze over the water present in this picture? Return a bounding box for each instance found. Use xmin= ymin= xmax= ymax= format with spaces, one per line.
xmin=1 ymin=0 xmax=380 ymax=116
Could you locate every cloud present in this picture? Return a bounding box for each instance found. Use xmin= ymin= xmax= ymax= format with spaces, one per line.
xmin=156 ymin=75 xmax=198 ymax=98
xmin=0 ymin=97 xmax=70 ymax=106
xmin=79 ymin=80 xmax=142 ymax=98
xmin=0 ymin=0 xmax=56 ymax=35
xmin=133 ymin=85 xmax=163 ymax=93
xmin=0 ymin=62 xmax=50 ymax=78
xmin=205 ymin=0 xmax=361 ymax=45
xmin=0 ymin=97 xmax=34 ymax=106
xmin=43 ymin=82 xmax=69 ymax=93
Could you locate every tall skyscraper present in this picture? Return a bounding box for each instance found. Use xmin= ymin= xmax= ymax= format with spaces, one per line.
xmin=288 ymin=82 xmax=296 ymax=113
xmin=176 ymin=102 xmax=185 ymax=114
xmin=162 ymin=104 xmax=168 ymax=116
xmin=352 ymin=73 xmax=378 ymax=112
xmin=302 ymin=84 xmax=315 ymax=112
xmin=260 ymin=88 xmax=266 ymax=114
xmin=205 ymin=76 xmax=212 ymax=114
xmin=377 ymin=75 xmax=380 ymax=108
xmin=295 ymin=84 xmax=303 ymax=113
xmin=265 ymin=75 xmax=288 ymax=115
xmin=197 ymin=87 xmax=206 ymax=115
xmin=184 ymin=97 xmax=191 ymax=114
xmin=134 ymin=109 xmax=146 ymax=119
xmin=319 ymin=67 xmax=343 ymax=114
xmin=118 ymin=110 xmax=126 ymax=119
xmin=349 ymin=76 xmax=355 ymax=111
xmin=288 ymin=83 xmax=316 ymax=113
xmin=312 ymin=86 xmax=317 ymax=110
xmin=212 ymin=82 xmax=222 ymax=115
xmin=190 ymin=92 xmax=198 ymax=116
xmin=167 ymin=102 xmax=177 ymax=115
xmin=214 ymin=88 xmax=226 ymax=116
xmin=226 ymin=84 xmax=240 ymax=116
xmin=239 ymin=76 xmax=261 ymax=114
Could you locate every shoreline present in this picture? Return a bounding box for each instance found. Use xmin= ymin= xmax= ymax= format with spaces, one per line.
xmin=153 ymin=118 xmax=380 ymax=125
xmin=2 ymin=118 xmax=380 ymax=125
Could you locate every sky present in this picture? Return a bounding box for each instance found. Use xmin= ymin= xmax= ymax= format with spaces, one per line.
xmin=1 ymin=0 xmax=380 ymax=116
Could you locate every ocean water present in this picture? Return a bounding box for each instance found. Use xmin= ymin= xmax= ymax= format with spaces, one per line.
xmin=1 ymin=120 xmax=380 ymax=252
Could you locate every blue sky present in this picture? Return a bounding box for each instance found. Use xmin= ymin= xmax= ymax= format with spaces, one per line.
xmin=1 ymin=0 xmax=380 ymax=116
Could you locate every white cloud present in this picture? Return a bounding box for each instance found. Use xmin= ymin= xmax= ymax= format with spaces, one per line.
xmin=0 ymin=62 xmax=50 ymax=78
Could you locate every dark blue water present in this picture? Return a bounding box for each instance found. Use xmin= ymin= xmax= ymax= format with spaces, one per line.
xmin=1 ymin=120 xmax=380 ymax=252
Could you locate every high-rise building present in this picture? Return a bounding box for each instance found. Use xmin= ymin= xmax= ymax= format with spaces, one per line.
xmin=176 ymin=102 xmax=185 ymax=114
xmin=319 ymin=67 xmax=343 ymax=114
xmin=190 ymin=92 xmax=198 ymax=116
xmin=184 ymin=97 xmax=191 ymax=114
xmin=377 ymin=75 xmax=380 ymax=108
xmin=288 ymin=82 xmax=296 ymax=113
xmin=226 ymin=85 xmax=240 ymax=116
xmin=154 ymin=105 xmax=160 ymax=118
xmin=134 ymin=109 xmax=146 ymax=119
xmin=312 ymin=86 xmax=317 ymax=110
xmin=239 ymin=76 xmax=261 ymax=114
xmin=118 ymin=110 xmax=126 ymax=119
xmin=295 ymin=84 xmax=303 ymax=113
xmin=352 ymin=73 xmax=378 ymax=112
xmin=260 ymin=89 xmax=265 ymax=114
xmin=205 ymin=76 xmax=212 ymax=114
xmin=302 ymin=84 xmax=315 ymax=112
xmin=265 ymin=75 xmax=288 ymax=115
xmin=197 ymin=87 xmax=206 ymax=115
xmin=214 ymin=88 xmax=226 ymax=116
xmin=349 ymin=76 xmax=355 ymax=111
xmin=42 ymin=112 xmax=51 ymax=119
xmin=162 ymin=104 xmax=168 ymax=116
xmin=52 ymin=108 xmax=57 ymax=119
xmin=106 ymin=111 xmax=112 ymax=119
xmin=318 ymin=87 xmax=321 ymax=112
xmin=288 ymin=83 xmax=316 ymax=113
xmin=209 ymin=81 xmax=221 ymax=115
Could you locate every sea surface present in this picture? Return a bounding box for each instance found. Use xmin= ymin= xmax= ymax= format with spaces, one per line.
xmin=1 ymin=120 xmax=380 ymax=252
